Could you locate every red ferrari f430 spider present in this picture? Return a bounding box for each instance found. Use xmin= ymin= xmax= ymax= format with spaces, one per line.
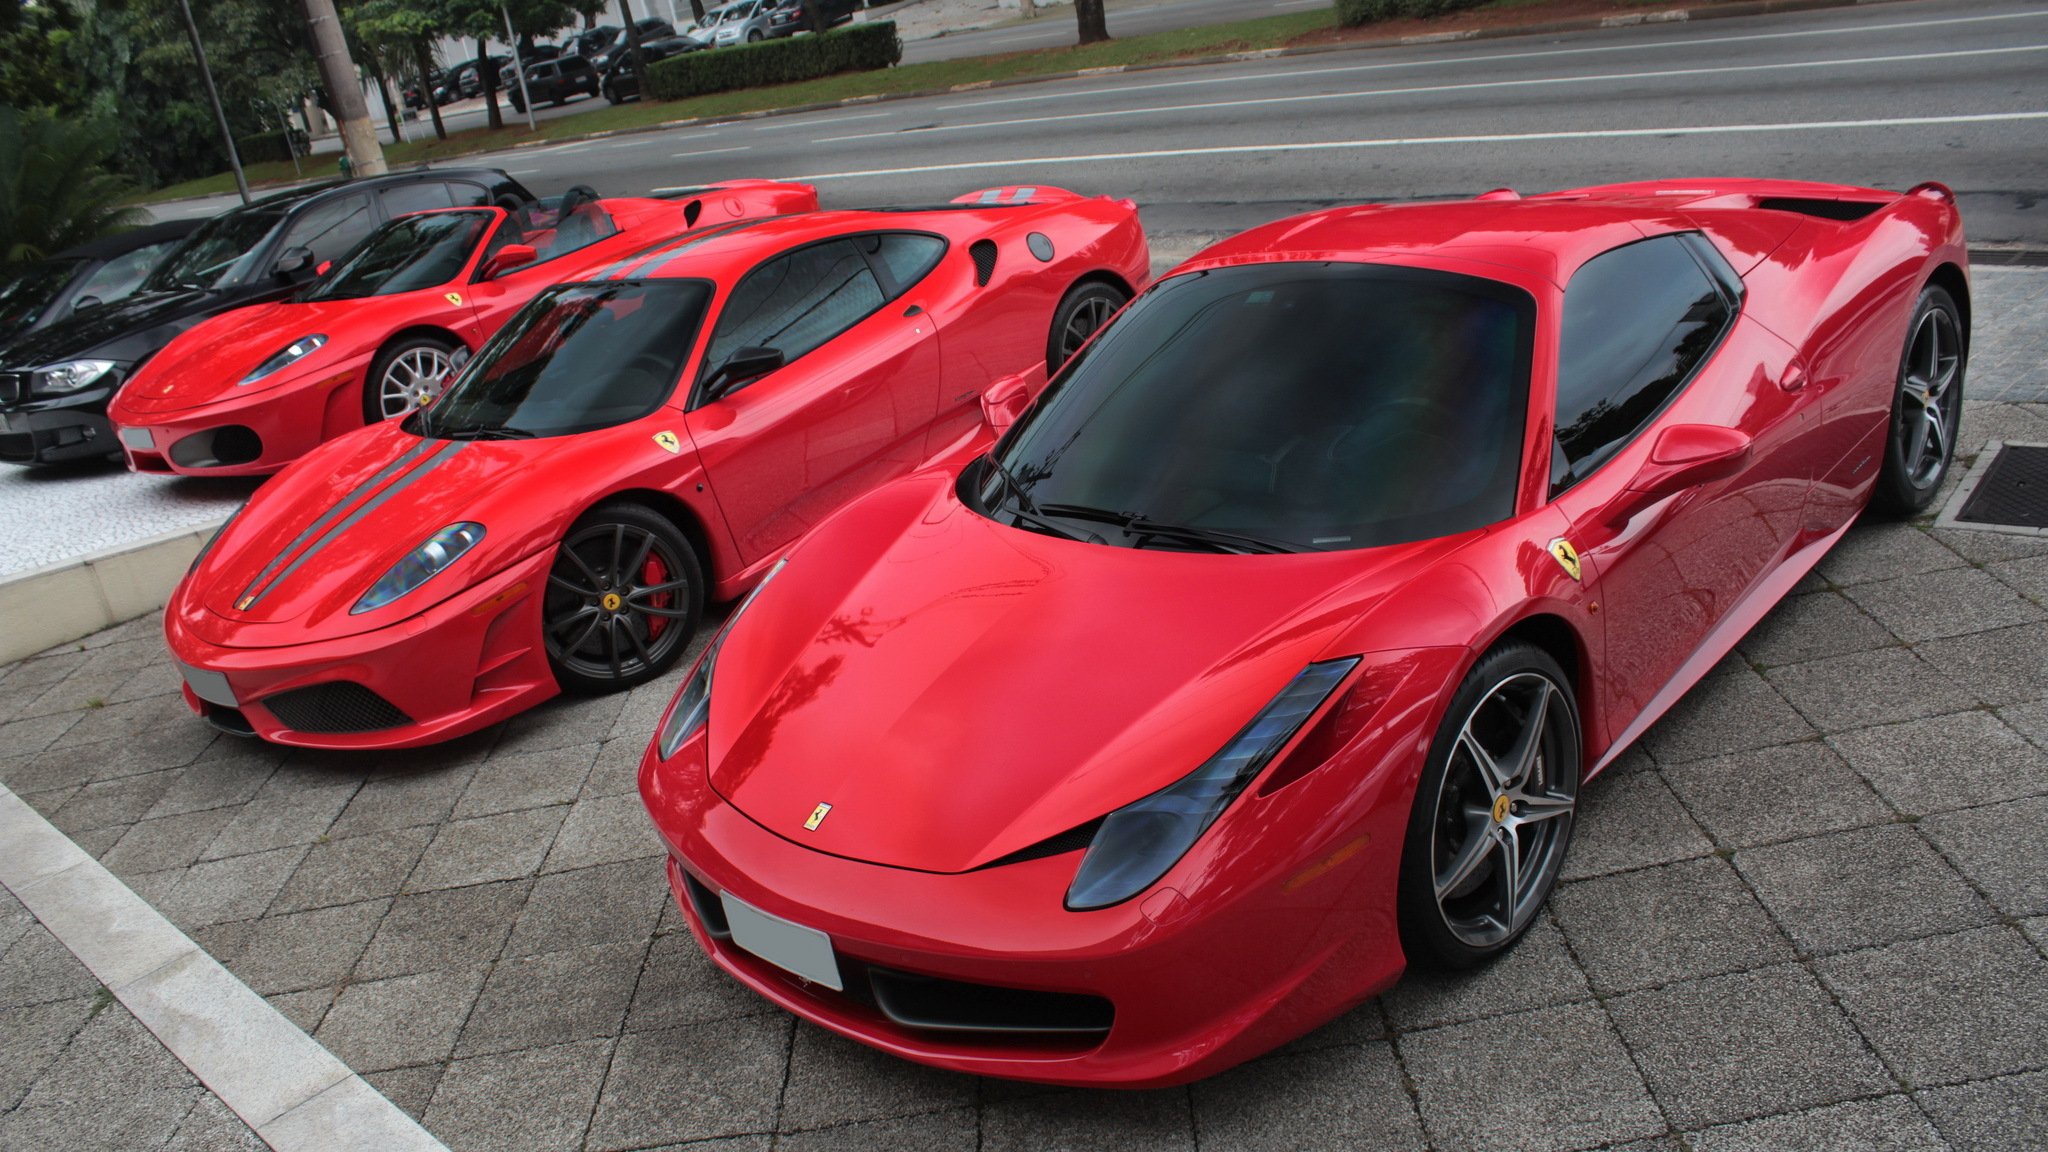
xmin=637 ymin=179 xmax=1970 ymax=1087
xmin=164 ymin=185 xmax=1149 ymax=747
xmin=110 ymin=182 xmax=817 ymax=475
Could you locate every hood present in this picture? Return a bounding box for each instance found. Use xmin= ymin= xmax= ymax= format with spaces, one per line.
xmin=117 ymin=299 xmax=360 ymax=414
xmin=706 ymin=473 xmax=1444 ymax=874
xmin=0 ymin=286 xmax=237 ymax=371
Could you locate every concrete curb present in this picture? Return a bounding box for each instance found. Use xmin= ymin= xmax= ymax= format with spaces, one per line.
xmin=0 ymin=518 xmax=226 ymax=664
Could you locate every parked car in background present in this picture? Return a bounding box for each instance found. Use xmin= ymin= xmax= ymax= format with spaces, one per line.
xmin=0 ymin=169 xmax=535 ymax=466
xmin=713 ymin=0 xmax=774 ymax=46
xmin=580 ymin=20 xmax=678 ymax=70
xmin=0 ymin=219 xmax=199 ymax=353
xmin=403 ymin=69 xmax=447 ymax=110
xmin=498 ymin=44 xmax=567 ymax=86
xmin=601 ymin=36 xmax=700 ymax=103
xmin=508 ymin=56 xmax=602 ymax=111
xmin=441 ymin=57 xmax=512 ymax=102
xmin=766 ymin=0 xmax=860 ymax=38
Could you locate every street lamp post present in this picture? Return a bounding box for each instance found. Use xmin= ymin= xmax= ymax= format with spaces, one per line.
xmin=172 ymin=0 xmax=250 ymax=205
xmin=502 ymin=5 xmax=539 ymax=131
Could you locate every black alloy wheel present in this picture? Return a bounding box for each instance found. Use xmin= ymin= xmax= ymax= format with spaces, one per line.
xmin=1871 ymin=284 xmax=1966 ymax=516
xmin=1046 ymin=280 xmax=1127 ymax=371
xmin=543 ymin=502 xmax=704 ymax=694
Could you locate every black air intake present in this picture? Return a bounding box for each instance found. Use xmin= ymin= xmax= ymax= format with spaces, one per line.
xmin=969 ymin=240 xmax=997 ymax=286
xmin=260 ymin=682 xmax=411 ymax=734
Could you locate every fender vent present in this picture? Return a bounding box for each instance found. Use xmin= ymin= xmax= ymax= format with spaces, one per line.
xmin=969 ymin=240 xmax=997 ymax=286
xmin=260 ymin=681 xmax=411 ymax=734
xmin=684 ymin=199 xmax=702 ymax=227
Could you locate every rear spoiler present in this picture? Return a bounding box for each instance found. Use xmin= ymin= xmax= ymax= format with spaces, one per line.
xmin=950 ymin=185 xmax=1085 ymax=207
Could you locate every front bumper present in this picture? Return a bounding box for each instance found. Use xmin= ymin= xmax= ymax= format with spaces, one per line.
xmin=112 ymin=361 xmax=370 ymax=478
xmin=0 ymin=387 xmax=120 ymax=465
xmin=163 ymin=547 xmax=559 ymax=749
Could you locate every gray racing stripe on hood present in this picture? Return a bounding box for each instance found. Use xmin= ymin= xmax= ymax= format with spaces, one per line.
xmin=236 ymin=437 xmax=441 ymax=609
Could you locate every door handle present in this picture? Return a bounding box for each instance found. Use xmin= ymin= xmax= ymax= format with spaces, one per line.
xmin=1778 ymin=359 xmax=1810 ymax=393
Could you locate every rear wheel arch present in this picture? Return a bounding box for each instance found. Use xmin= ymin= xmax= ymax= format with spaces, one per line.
xmin=1927 ymin=262 xmax=1970 ymax=350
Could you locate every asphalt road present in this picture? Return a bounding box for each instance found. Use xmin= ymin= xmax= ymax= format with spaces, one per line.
xmin=898 ymin=0 xmax=1334 ymax=64
xmin=162 ymin=0 xmax=2048 ymax=252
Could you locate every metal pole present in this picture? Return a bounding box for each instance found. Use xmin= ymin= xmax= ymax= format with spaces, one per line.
xmin=300 ymin=0 xmax=389 ymax=176
xmin=174 ymin=0 xmax=250 ymax=205
xmin=502 ymin=6 xmax=538 ymax=131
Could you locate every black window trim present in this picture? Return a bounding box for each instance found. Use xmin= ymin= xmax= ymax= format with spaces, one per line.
xmin=1547 ymin=230 xmax=1743 ymax=499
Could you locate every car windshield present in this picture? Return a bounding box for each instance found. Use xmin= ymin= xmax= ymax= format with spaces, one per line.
xmin=721 ymin=3 xmax=755 ymax=22
xmin=0 ymin=259 xmax=83 ymax=337
xmin=143 ymin=207 xmax=287 ymax=292
xmin=408 ymin=280 xmax=712 ymax=440
xmin=985 ymin=263 xmax=1535 ymax=553
xmin=305 ymin=211 xmax=493 ymax=301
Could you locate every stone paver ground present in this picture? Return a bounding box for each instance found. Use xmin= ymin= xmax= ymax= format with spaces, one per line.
xmin=2 ymin=404 xmax=2046 ymax=1145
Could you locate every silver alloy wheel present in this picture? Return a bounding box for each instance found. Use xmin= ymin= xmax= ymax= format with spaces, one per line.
xmin=1058 ymin=294 xmax=1116 ymax=364
xmin=376 ymin=346 xmax=456 ymax=420
xmin=1897 ymin=306 xmax=1962 ymax=489
xmin=1429 ymin=671 xmax=1577 ymax=949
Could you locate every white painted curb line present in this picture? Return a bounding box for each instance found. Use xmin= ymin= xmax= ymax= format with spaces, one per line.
xmin=0 ymin=785 xmax=449 ymax=1152
xmin=0 ymin=518 xmax=227 ymax=665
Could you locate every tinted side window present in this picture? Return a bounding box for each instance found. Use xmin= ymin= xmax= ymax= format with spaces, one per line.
xmin=705 ymin=239 xmax=885 ymax=375
xmin=1553 ymin=235 xmax=1731 ymax=490
xmin=380 ymin=183 xmax=457 ymax=216
xmin=278 ymin=193 xmax=377 ymax=268
xmin=858 ymin=233 xmax=946 ymax=297
xmin=448 ymin=182 xmax=492 ymax=208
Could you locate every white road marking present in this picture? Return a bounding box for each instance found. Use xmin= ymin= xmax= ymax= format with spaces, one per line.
xmin=750 ymin=109 xmax=891 ymax=131
xmin=670 ymin=145 xmax=753 ymax=158
xmin=791 ymin=110 xmax=2048 ymax=180
xmin=1274 ymin=0 xmax=1327 ymax=8
xmin=935 ymin=8 xmax=2048 ymax=112
xmin=0 ymin=786 xmax=448 ymax=1151
xmin=820 ymin=44 xmax=2048 ymax=143
xmin=507 ymin=169 xmax=541 ymax=175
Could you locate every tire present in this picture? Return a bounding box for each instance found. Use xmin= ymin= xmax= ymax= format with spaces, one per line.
xmin=1046 ymin=279 xmax=1128 ymax=371
xmin=747 ymin=28 xmax=764 ymax=41
xmin=1396 ymin=642 xmax=1580 ymax=970
xmin=543 ymin=502 xmax=705 ymax=696
xmin=364 ymin=335 xmax=461 ymax=424
xmin=1869 ymin=284 xmax=1966 ymax=518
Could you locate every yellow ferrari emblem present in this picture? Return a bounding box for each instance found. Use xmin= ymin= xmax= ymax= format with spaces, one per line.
xmin=444 ymin=292 xmax=463 ymax=306
xmin=1548 ymin=538 xmax=1582 ymax=582
xmin=600 ymin=592 xmax=621 ymax=612
xmin=236 ymin=596 xmax=254 ymax=610
xmin=804 ymin=802 xmax=832 ymax=831
xmin=1492 ymin=794 xmax=1511 ymax=824
xmin=653 ymin=430 xmax=681 ymax=454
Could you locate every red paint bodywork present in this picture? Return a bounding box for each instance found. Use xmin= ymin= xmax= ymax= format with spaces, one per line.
xmin=638 ymin=179 xmax=1968 ymax=1086
xmin=110 ymin=182 xmax=819 ymax=477
xmin=164 ymin=186 xmax=1150 ymax=749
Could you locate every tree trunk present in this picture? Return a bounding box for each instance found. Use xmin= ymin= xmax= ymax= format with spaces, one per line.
xmin=414 ymin=39 xmax=447 ymax=141
xmin=801 ymin=0 xmax=824 ymax=33
xmin=1074 ymin=0 xmax=1109 ymax=44
xmin=367 ymin=57 xmax=404 ymax=146
xmin=688 ymin=0 xmax=705 ymax=21
xmin=618 ymin=0 xmax=645 ymax=93
xmin=479 ymin=37 xmax=503 ymax=131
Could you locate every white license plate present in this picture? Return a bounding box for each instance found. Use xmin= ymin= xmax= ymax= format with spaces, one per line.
xmin=118 ymin=426 xmax=153 ymax=451
xmin=720 ymin=891 xmax=841 ymax=990
xmin=175 ymin=660 xmax=238 ymax=708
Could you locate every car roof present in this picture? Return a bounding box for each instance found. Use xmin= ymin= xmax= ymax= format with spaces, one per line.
xmin=586 ymin=206 xmax=1020 ymax=282
xmin=50 ymin=217 xmax=202 ymax=261
xmin=239 ymin=169 xmax=515 ymax=215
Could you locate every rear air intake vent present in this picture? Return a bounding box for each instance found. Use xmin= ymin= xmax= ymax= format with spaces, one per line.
xmin=969 ymin=240 xmax=997 ymax=286
xmin=260 ymin=682 xmax=411 ymax=734
xmin=1757 ymin=197 xmax=1883 ymax=222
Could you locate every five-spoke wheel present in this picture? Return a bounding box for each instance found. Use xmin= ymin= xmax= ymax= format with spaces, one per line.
xmin=1873 ymin=284 xmax=1966 ymax=516
xmin=543 ymin=503 xmax=704 ymax=694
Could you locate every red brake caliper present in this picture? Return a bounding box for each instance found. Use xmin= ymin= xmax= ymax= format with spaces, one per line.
xmin=641 ymin=554 xmax=671 ymax=640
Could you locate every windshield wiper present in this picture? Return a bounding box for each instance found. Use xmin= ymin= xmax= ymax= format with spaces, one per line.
xmin=434 ymin=422 xmax=536 ymax=441
xmin=984 ymin=457 xmax=1101 ymax=544
xmin=1033 ymin=503 xmax=1304 ymax=554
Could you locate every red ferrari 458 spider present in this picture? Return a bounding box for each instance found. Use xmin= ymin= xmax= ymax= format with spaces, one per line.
xmin=637 ymin=179 xmax=1970 ymax=1086
xmin=110 ymin=181 xmax=817 ymax=476
xmin=164 ymin=185 xmax=1148 ymax=748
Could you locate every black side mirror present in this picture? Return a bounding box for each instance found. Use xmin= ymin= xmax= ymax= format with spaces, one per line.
xmin=702 ymin=346 xmax=784 ymax=401
xmin=274 ymin=246 xmax=318 ymax=283
xmin=72 ymin=295 xmax=103 ymax=312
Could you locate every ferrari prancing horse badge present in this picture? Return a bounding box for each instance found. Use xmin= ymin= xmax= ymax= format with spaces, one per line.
xmin=653 ymin=430 xmax=681 ymax=454
xmin=444 ymin=292 xmax=463 ymax=306
xmin=804 ymin=803 xmax=832 ymax=831
xmin=1548 ymin=538 xmax=1582 ymax=582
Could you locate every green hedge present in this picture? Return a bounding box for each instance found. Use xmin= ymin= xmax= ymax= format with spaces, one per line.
xmin=645 ymin=21 xmax=901 ymax=101
xmin=1334 ymin=0 xmax=1488 ymax=26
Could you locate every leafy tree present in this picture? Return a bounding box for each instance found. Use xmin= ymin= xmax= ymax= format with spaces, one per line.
xmin=441 ymin=0 xmax=574 ymax=130
xmin=353 ymin=0 xmax=450 ymax=140
xmin=0 ymin=107 xmax=146 ymax=275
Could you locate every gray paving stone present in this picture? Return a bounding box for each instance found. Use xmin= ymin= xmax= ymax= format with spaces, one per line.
xmin=1930 ymin=525 xmax=2048 ymax=564
xmin=1401 ymin=1001 xmax=1661 ymax=1152
xmin=982 ymin=1087 xmax=1196 ymax=1152
xmin=1992 ymin=553 xmax=2048 ymax=602
xmin=315 ymin=965 xmax=488 ymax=1073
xmin=197 ymin=782 xmax=356 ymax=861
xmin=452 ymin=741 xmax=600 ymax=820
xmin=161 ymin=1090 xmax=269 ymax=1151
xmin=1844 ymin=567 xmax=2045 ymax=643
xmin=1192 ymin=1041 xmax=1424 ymax=1152
xmin=1662 ymin=741 xmax=1894 ymax=848
xmin=1815 ymin=525 xmax=1966 ymax=587
xmin=625 ymin=930 xmax=775 ymax=1034
xmin=1552 ymin=856 xmax=1794 ymax=994
xmin=503 ymin=857 xmax=668 ymax=958
xmin=208 ymin=899 xmax=388 ymax=995
xmin=423 ymin=1036 xmax=612 ymax=1152
xmin=153 ymin=844 xmax=307 ymax=930
xmin=1382 ymin=918 xmax=1588 ymax=1031
xmin=50 ymin=693 xmax=200 ymax=750
xmin=1559 ymin=770 xmax=1714 ymax=882
xmin=1737 ymin=823 xmax=1993 ymax=955
xmin=1644 ymin=664 xmax=1819 ymax=764
xmin=363 ymin=1064 xmax=444 ymax=1121
xmin=17 ymin=784 xmax=75 ymax=819
xmin=70 ymin=823 xmax=126 ymax=858
xmin=542 ymin=790 xmax=664 ymax=873
xmin=324 ymin=760 xmax=481 ymax=839
xmin=48 ymin=767 xmax=178 ymax=834
xmin=1918 ymin=622 xmax=2048 ymax=707
xmin=264 ymin=987 xmax=336 ymax=1033
xmin=0 ymin=710 xmax=83 ymax=760
xmin=777 ymin=1022 xmax=975 ymax=1131
xmin=1817 ymin=926 xmax=2048 ymax=1087
xmin=0 ymin=929 xmax=104 ymax=1009
xmin=453 ymin=941 xmax=643 ymax=1058
xmin=0 ymin=891 xmax=33 ymax=956
xmin=408 ymin=804 xmax=568 ymax=891
xmin=1607 ymin=965 xmax=1890 ymax=1129
xmin=585 ymin=1014 xmax=790 ymax=1150
xmin=1685 ymin=1095 xmax=1944 ymax=1152
xmin=583 ymin=734 xmax=651 ymax=799
xmin=0 ymin=996 xmax=95 ymax=1111
xmin=98 ymin=808 xmax=237 ymax=877
xmin=108 ymin=662 xmax=184 ymax=706
xmin=143 ymin=750 xmax=276 ymax=819
xmin=4 ymin=741 xmax=109 ymax=793
xmin=354 ymin=879 xmax=530 ymax=981
xmin=1828 ymin=709 xmax=2048 ymax=816
xmin=608 ymin=671 xmax=693 ymax=749
xmin=2004 ymin=698 xmax=2048 ymax=749
xmin=0 ymin=1008 xmax=201 ymax=1151
xmin=1766 ymin=647 xmax=1980 ymax=734
xmin=496 ymin=692 xmax=629 ymax=756
xmin=775 ymin=1109 xmax=976 ymax=1152
xmin=1916 ymin=1069 xmax=2048 ymax=1152
xmin=1737 ymin=591 xmax=1898 ymax=669
xmin=16 ymin=670 xmax=135 ymax=720
xmin=0 ymin=650 xmax=88 ymax=692
xmin=1920 ymin=795 xmax=2048 ymax=917
xmin=269 ymin=825 xmax=435 ymax=914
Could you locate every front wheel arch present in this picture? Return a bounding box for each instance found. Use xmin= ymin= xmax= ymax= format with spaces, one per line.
xmin=362 ymin=328 xmax=468 ymax=425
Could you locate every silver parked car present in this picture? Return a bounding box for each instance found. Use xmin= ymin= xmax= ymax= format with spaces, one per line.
xmin=712 ymin=0 xmax=774 ymax=46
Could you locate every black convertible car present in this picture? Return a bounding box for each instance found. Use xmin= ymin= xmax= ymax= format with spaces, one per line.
xmin=0 ymin=168 xmax=533 ymax=466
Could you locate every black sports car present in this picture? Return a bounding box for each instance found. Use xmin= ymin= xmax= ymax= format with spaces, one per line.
xmin=0 ymin=168 xmax=533 ymax=466
xmin=0 ymin=219 xmax=199 ymax=353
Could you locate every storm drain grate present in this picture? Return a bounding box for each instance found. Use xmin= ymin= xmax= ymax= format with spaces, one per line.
xmin=1955 ymin=443 xmax=2048 ymax=529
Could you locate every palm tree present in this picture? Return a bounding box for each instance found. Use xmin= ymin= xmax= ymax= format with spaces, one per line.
xmin=0 ymin=106 xmax=145 ymax=277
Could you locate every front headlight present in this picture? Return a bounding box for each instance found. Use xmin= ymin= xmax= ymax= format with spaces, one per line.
xmin=1065 ymin=657 xmax=1361 ymax=911
xmin=33 ymin=359 xmax=117 ymax=394
xmin=351 ymin=522 xmax=484 ymax=615
xmin=656 ymin=557 xmax=786 ymax=760
xmin=242 ymin=334 xmax=327 ymax=384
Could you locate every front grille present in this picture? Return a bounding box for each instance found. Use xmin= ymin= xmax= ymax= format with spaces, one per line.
xmin=259 ymin=681 xmax=411 ymax=734
xmin=1955 ymin=443 xmax=2048 ymax=529
xmin=969 ymin=240 xmax=997 ymax=286
xmin=0 ymin=372 xmax=24 ymax=406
